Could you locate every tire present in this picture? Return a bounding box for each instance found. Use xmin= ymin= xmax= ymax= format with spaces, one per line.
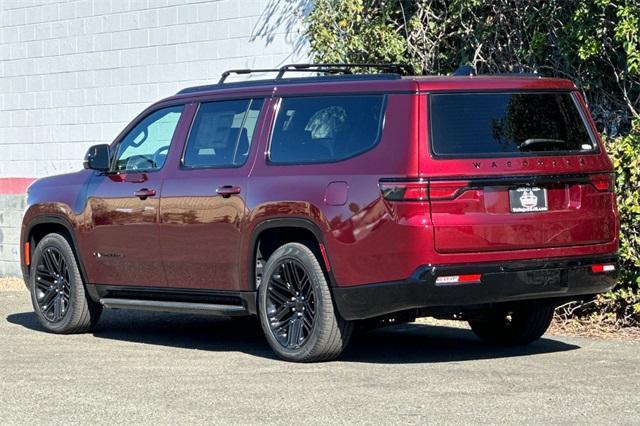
xmin=468 ymin=301 xmax=555 ymax=346
xmin=29 ymin=233 xmax=102 ymax=334
xmin=257 ymin=242 xmax=353 ymax=362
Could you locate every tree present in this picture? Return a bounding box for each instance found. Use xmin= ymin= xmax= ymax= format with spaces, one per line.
xmin=306 ymin=0 xmax=640 ymax=134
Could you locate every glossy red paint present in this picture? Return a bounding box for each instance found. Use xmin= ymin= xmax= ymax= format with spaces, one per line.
xmin=21 ymin=74 xmax=618 ymax=295
xmin=157 ymin=101 xmax=271 ymax=290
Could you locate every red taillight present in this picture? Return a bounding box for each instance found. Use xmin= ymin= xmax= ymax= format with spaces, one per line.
xmin=379 ymin=179 xmax=469 ymax=201
xmin=589 ymin=173 xmax=614 ymax=192
xmin=379 ymin=180 xmax=428 ymax=201
xmin=591 ymin=264 xmax=615 ymax=273
xmin=428 ymin=180 xmax=470 ymax=200
xmin=435 ymin=274 xmax=482 ymax=286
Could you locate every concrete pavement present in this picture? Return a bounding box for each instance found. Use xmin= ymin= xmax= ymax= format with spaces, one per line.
xmin=1 ymin=290 xmax=639 ymax=425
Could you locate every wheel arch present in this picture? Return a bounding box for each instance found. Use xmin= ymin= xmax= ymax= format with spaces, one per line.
xmin=23 ymin=215 xmax=89 ymax=288
xmin=248 ymin=217 xmax=336 ymax=291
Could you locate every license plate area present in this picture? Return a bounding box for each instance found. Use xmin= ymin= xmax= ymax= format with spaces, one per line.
xmin=509 ymin=187 xmax=548 ymax=213
xmin=516 ymin=269 xmax=567 ymax=291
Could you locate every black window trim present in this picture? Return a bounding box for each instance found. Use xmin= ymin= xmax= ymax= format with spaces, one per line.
xmin=266 ymin=94 xmax=388 ymax=166
xmin=108 ymin=103 xmax=186 ymax=174
xmin=427 ymin=90 xmax=601 ymax=160
xmin=180 ymin=98 xmax=264 ymax=171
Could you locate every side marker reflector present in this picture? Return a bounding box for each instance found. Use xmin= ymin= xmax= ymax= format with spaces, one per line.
xmin=591 ymin=264 xmax=615 ymax=273
xmin=24 ymin=242 xmax=30 ymax=266
xmin=435 ymin=274 xmax=481 ymax=286
xmin=318 ymin=243 xmax=331 ymax=272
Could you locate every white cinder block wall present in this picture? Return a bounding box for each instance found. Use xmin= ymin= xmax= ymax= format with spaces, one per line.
xmin=0 ymin=0 xmax=312 ymax=276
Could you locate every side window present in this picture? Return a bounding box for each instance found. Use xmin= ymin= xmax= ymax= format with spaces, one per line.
xmin=182 ymin=98 xmax=264 ymax=168
xmin=268 ymin=95 xmax=385 ymax=164
xmin=114 ymin=105 xmax=183 ymax=172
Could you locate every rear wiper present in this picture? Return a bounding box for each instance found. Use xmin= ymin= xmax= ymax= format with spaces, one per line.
xmin=519 ymin=138 xmax=566 ymax=151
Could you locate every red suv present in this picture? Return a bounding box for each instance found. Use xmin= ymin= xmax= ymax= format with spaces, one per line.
xmin=21 ymin=64 xmax=618 ymax=362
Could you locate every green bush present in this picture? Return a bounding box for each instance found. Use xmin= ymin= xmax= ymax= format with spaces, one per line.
xmin=599 ymin=120 xmax=640 ymax=325
xmin=305 ymin=0 xmax=640 ymax=325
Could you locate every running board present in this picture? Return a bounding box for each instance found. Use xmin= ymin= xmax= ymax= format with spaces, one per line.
xmin=99 ymin=298 xmax=249 ymax=316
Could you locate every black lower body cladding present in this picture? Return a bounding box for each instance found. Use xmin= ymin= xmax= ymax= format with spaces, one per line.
xmin=333 ymin=254 xmax=618 ymax=320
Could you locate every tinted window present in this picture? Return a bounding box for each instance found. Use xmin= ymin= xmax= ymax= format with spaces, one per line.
xmin=430 ymin=92 xmax=595 ymax=157
xmin=269 ymin=95 xmax=385 ymax=164
xmin=183 ymin=99 xmax=264 ymax=168
xmin=114 ymin=106 xmax=183 ymax=171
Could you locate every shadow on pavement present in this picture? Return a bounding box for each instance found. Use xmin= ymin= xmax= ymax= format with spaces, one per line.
xmin=7 ymin=310 xmax=579 ymax=364
xmin=342 ymin=323 xmax=579 ymax=364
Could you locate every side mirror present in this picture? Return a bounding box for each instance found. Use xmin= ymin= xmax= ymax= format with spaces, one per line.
xmin=83 ymin=144 xmax=110 ymax=172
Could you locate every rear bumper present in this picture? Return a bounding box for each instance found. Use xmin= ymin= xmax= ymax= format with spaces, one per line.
xmin=333 ymin=254 xmax=618 ymax=320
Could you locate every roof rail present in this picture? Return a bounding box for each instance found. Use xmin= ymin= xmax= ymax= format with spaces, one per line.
xmin=177 ymin=73 xmax=402 ymax=95
xmin=218 ymin=63 xmax=415 ymax=83
xmin=451 ymin=64 xmax=541 ymax=78
xmin=452 ymin=65 xmax=476 ymax=76
xmin=218 ymin=68 xmax=283 ymax=84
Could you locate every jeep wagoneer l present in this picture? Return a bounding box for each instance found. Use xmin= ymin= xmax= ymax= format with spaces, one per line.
xmin=21 ymin=64 xmax=618 ymax=362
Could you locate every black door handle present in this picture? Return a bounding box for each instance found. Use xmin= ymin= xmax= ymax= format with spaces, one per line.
xmin=216 ymin=185 xmax=241 ymax=198
xmin=134 ymin=188 xmax=156 ymax=200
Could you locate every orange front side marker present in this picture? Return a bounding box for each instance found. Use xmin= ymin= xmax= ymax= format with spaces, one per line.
xmin=24 ymin=241 xmax=30 ymax=266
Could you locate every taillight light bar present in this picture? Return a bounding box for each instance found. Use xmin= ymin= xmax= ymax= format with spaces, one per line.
xmin=435 ymin=274 xmax=482 ymax=286
xmin=379 ymin=173 xmax=613 ymax=201
xmin=591 ymin=264 xmax=616 ymax=273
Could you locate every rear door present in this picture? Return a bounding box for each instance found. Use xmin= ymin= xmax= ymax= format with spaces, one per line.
xmin=424 ymin=91 xmax=617 ymax=253
xmin=158 ymin=98 xmax=266 ymax=290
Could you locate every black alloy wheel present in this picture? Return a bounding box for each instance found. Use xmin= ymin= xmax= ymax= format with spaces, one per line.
xmin=30 ymin=233 xmax=102 ymax=334
xmin=257 ymin=242 xmax=352 ymax=362
xmin=266 ymin=259 xmax=316 ymax=349
xmin=34 ymin=246 xmax=71 ymax=323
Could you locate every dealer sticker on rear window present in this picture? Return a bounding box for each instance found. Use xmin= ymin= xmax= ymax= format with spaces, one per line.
xmin=509 ymin=187 xmax=548 ymax=213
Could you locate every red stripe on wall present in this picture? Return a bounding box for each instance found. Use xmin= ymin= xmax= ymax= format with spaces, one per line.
xmin=0 ymin=178 xmax=36 ymax=194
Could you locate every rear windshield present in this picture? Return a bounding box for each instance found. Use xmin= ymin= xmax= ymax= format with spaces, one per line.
xmin=429 ymin=92 xmax=595 ymax=157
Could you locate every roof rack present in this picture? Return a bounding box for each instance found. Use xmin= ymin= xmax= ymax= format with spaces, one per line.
xmin=218 ymin=63 xmax=415 ymax=83
xmin=177 ymin=73 xmax=402 ymax=95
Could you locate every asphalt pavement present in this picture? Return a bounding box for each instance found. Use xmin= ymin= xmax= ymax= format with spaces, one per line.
xmin=1 ymin=290 xmax=639 ymax=425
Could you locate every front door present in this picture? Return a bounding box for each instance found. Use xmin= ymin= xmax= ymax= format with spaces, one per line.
xmin=159 ymin=98 xmax=265 ymax=290
xmin=83 ymin=105 xmax=185 ymax=286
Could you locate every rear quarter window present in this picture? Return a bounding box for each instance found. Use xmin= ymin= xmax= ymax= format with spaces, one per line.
xmin=269 ymin=95 xmax=385 ymax=164
xmin=429 ymin=92 xmax=596 ymax=157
